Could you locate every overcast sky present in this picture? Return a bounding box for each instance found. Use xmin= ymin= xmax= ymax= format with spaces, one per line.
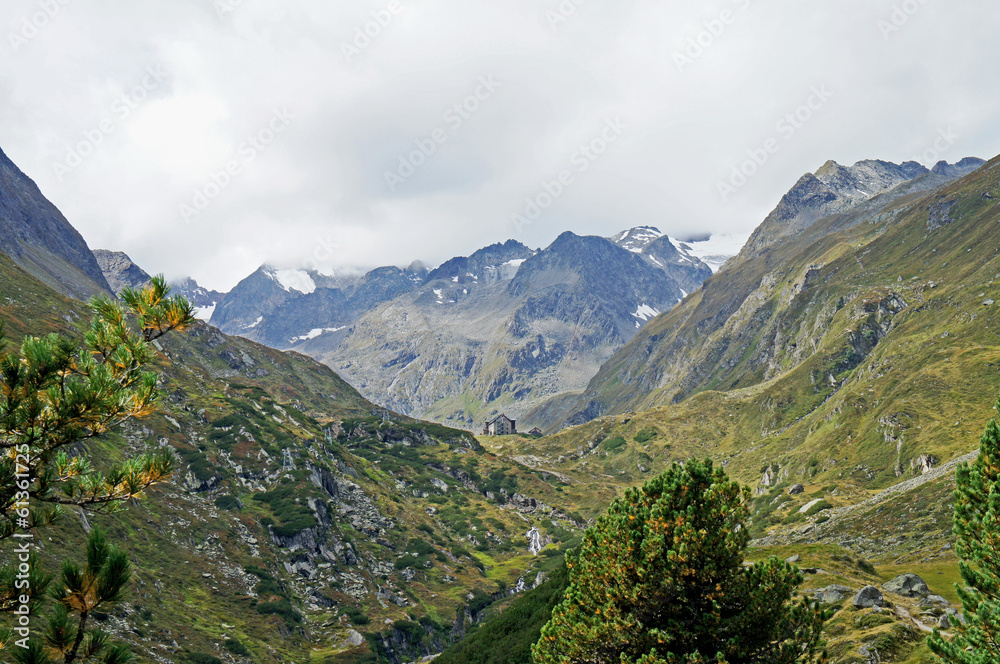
xmin=2 ymin=0 xmax=998 ymax=291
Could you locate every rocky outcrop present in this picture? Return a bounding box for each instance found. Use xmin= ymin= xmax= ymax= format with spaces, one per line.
xmin=93 ymin=249 xmax=152 ymax=294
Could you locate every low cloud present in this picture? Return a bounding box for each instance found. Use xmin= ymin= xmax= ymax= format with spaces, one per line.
xmin=2 ymin=0 xmax=998 ymax=290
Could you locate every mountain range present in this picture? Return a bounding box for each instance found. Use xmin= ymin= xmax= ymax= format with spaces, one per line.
xmin=3 ymin=141 xmax=999 ymax=664
xmin=96 ymin=224 xmax=723 ymax=430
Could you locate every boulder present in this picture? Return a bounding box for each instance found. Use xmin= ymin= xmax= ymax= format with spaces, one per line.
xmin=920 ymin=594 xmax=950 ymax=607
xmin=785 ymin=554 xmax=801 ymax=563
xmin=813 ymin=584 xmax=852 ymax=604
xmin=884 ymin=573 xmax=929 ymax=598
xmin=789 ymin=484 xmax=805 ymax=495
xmin=853 ymin=585 xmax=885 ymax=608
xmin=939 ymin=613 xmax=950 ymax=630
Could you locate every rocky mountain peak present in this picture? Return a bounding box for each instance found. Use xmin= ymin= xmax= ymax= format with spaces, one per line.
xmin=425 ymin=239 xmax=535 ymax=285
xmin=931 ymin=157 xmax=986 ymax=177
xmin=608 ymin=226 xmax=664 ymax=253
xmin=0 ymin=145 xmax=111 ymax=299
xmin=93 ymin=249 xmax=151 ymax=294
xmin=737 ymin=157 xmax=985 ymax=262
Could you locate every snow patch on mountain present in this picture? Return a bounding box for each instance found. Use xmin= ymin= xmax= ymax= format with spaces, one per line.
xmin=267 ymin=267 xmax=317 ymax=294
xmin=193 ymin=304 xmax=217 ymax=321
xmin=633 ymin=303 xmax=659 ymax=321
xmin=610 ymin=226 xmax=663 ymax=253
xmin=292 ymin=326 xmax=346 ymax=342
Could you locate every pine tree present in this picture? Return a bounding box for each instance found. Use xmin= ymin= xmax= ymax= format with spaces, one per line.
xmin=0 ymin=277 xmax=194 ymax=662
xmin=531 ymin=459 xmax=825 ymax=664
xmin=929 ymin=398 xmax=1000 ymax=664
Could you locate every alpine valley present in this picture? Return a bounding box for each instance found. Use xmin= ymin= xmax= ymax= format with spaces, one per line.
xmin=2 ymin=134 xmax=1000 ymax=664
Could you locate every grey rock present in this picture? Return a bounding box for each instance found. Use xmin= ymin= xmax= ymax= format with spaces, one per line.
xmin=939 ymin=614 xmax=950 ymax=629
xmin=93 ymin=250 xmax=151 ymax=294
xmin=785 ymin=554 xmax=801 ymax=563
xmin=884 ymin=573 xmax=929 ymax=598
xmin=813 ymin=584 xmax=852 ymax=604
xmin=910 ymin=454 xmax=938 ymax=475
xmin=853 ymin=585 xmax=885 ymax=608
xmin=788 ymin=483 xmax=805 ymax=495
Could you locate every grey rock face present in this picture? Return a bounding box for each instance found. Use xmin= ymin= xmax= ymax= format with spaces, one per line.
xmin=0 ymin=145 xmax=111 ymax=299
xmin=853 ymin=585 xmax=885 ymax=608
xmin=788 ymin=484 xmax=805 ymax=495
xmin=884 ymin=573 xmax=929 ymax=598
xmin=739 ymin=157 xmax=984 ymax=262
xmin=93 ymin=249 xmax=152 ymax=294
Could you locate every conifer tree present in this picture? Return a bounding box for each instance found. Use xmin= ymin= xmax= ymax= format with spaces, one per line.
xmin=531 ymin=459 xmax=825 ymax=664
xmin=0 ymin=277 xmax=194 ymax=662
xmin=929 ymin=399 xmax=1000 ymax=664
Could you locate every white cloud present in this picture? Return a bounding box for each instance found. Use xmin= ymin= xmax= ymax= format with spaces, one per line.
xmin=2 ymin=0 xmax=999 ymax=291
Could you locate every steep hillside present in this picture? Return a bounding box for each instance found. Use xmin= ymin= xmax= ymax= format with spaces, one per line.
xmin=554 ymin=157 xmax=992 ymax=427
xmin=320 ymin=231 xmax=711 ymax=430
xmin=0 ymin=146 xmax=111 ymax=298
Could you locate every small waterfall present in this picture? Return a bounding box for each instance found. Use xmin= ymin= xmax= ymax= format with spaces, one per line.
xmin=526 ymin=527 xmax=543 ymax=555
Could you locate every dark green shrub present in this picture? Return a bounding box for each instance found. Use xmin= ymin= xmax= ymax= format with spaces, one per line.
xmin=223 ymin=639 xmax=251 ymax=657
xmin=256 ymin=599 xmax=302 ymax=625
xmin=344 ymin=606 xmax=370 ymax=625
xmin=601 ymin=437 xmax=627 ymax=453
xmin=633 ymin=428 xmax=658 ymax=444
xmin=185 ymin=654 xmax=223 ymax=664
xmin=214 ymin=495 xmax=241 ymax=510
